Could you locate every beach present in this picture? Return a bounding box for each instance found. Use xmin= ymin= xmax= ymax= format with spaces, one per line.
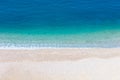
xmin=0 ymin=0 xmax=120 ymax=79
xmin=0 ymin=48 xmax=120 ymax=80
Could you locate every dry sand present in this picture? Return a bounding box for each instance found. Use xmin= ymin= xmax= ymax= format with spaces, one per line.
xmin=0 ymin=48 xmax=120 ymax=80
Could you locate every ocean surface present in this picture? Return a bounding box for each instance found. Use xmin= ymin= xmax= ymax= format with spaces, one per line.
xmin=0 ymin=0 xmax=120 ymax=48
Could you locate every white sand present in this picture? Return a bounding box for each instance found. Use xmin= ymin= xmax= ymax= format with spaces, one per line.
xmin=0 ymin=48 xmax=120 ymax=80
xmin=0 ymin=48 xmax=120 ymax=62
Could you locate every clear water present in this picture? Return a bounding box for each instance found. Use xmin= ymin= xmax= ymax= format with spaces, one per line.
xmin=0 ymin=0 xmax=120 ymax=48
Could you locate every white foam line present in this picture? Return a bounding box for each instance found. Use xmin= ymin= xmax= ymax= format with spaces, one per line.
xmin=0 ymin=46 xmax=119 ymax=50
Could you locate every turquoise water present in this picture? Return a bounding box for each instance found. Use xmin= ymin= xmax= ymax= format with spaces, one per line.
xmin=0 ymin=0 xmax=120 ymax=48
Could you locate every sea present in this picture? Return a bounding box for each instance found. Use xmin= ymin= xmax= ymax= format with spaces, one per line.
xmin=0 ymin=0 xmax=120 ymax=48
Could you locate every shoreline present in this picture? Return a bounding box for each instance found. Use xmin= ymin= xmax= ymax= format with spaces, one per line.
xmin=0 ymin=48 xmax=120 ymax=62
xmin=0 ymin=47 xmax=120 ymax=49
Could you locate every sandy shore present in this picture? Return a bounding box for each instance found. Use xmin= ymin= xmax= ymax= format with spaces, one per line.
xmin=0 ymin=48 xmax=120 ymax=62
xmin=0 ymin=48 xmax=120 ymax=80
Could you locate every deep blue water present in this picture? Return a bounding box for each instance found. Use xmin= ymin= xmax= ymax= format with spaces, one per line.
xmin=0 ymin=0 xmax=120 ymax=27
xmin=0 ymin=0 xmax=120 ymax=48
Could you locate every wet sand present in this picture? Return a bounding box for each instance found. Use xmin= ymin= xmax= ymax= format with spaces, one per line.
xmin=0 ymin=48 xmax=120 ymax=62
